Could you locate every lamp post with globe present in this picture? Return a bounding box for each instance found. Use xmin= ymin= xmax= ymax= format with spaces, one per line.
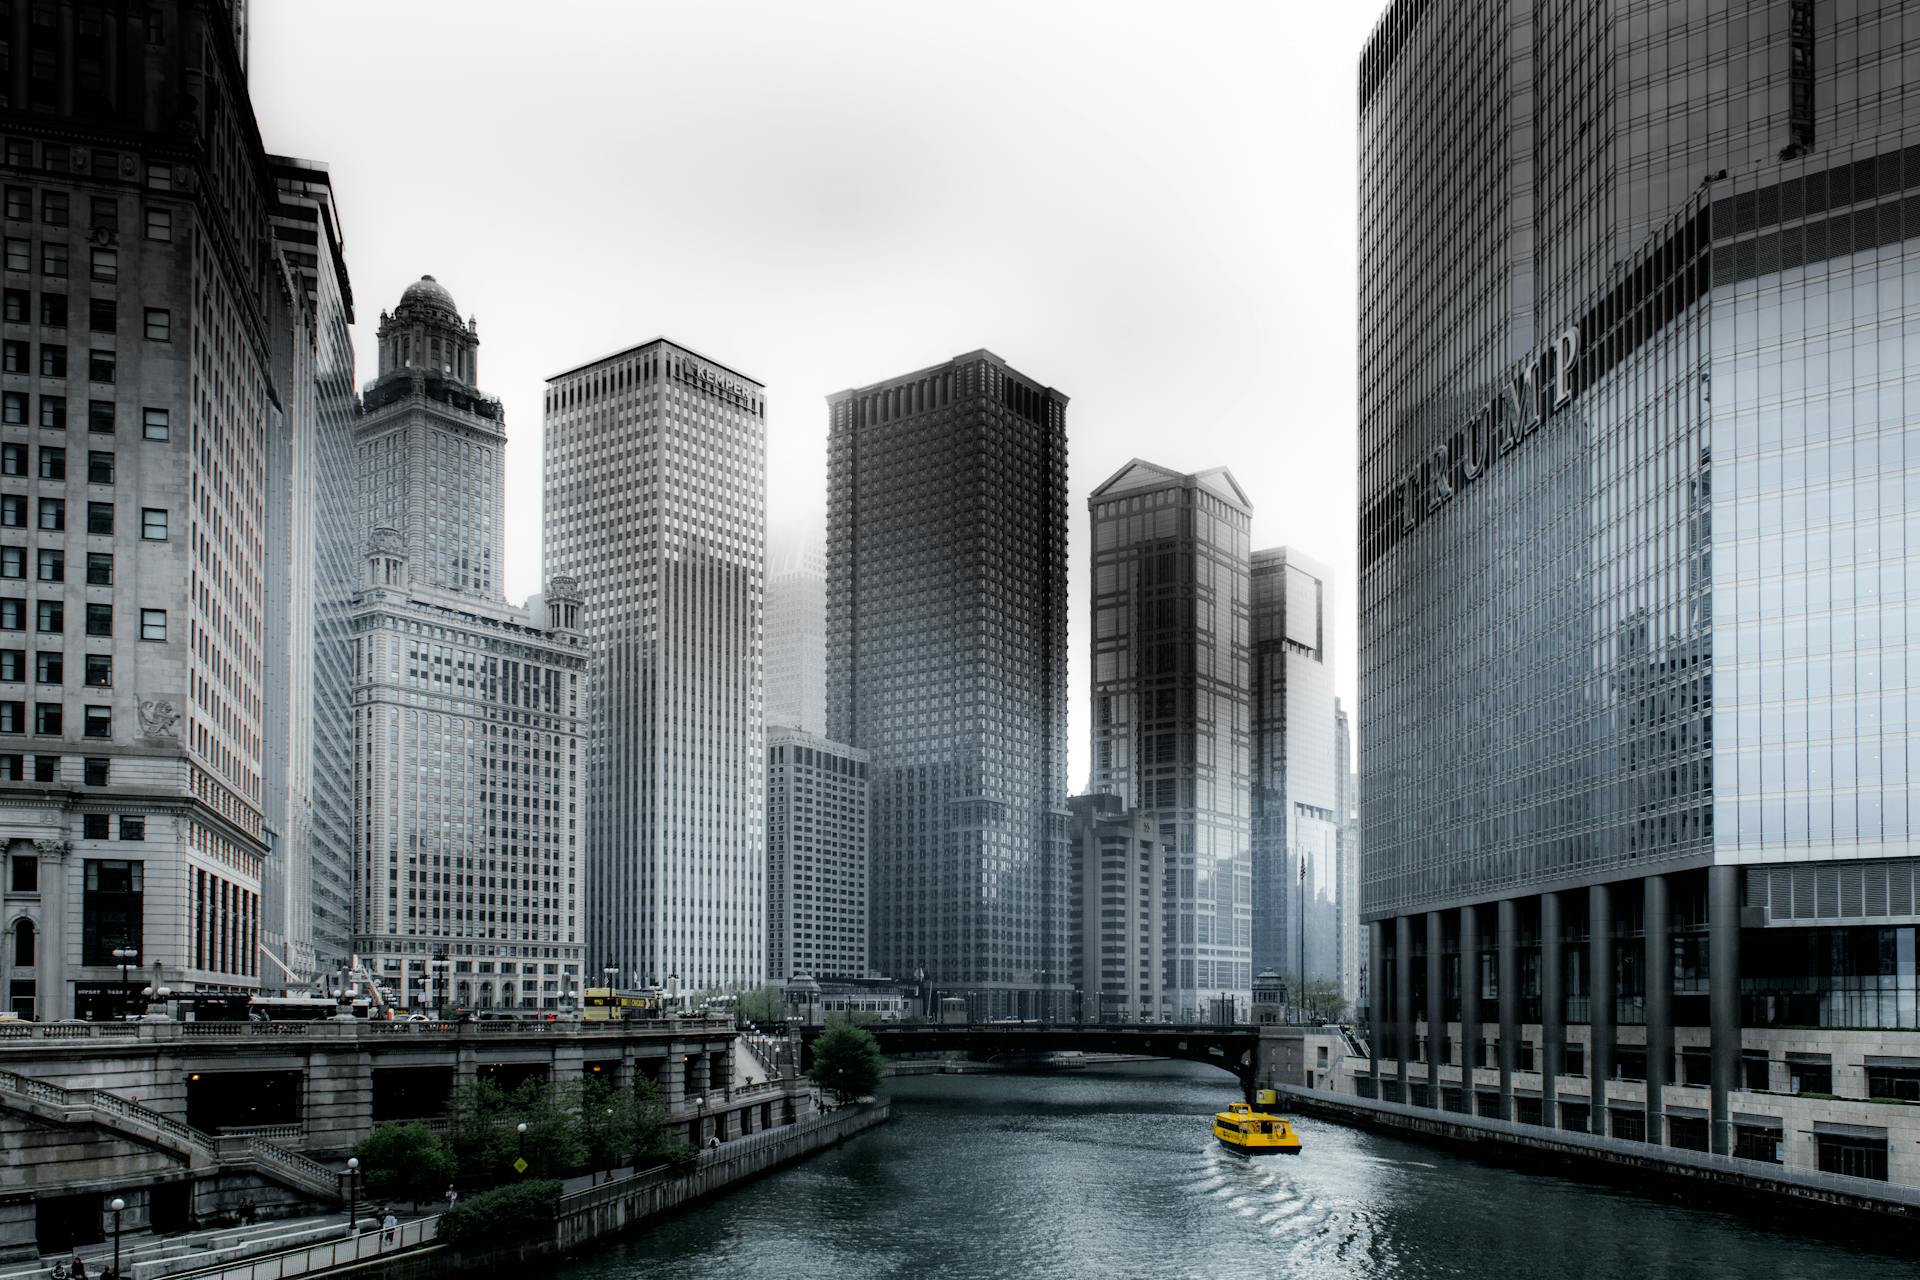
xmin=109 ymin=1197 xmax=125 ymax=1279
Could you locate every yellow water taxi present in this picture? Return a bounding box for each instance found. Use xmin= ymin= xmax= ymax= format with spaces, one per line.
xmin=1213 ymin=1095 xmax=1302 ymax=1155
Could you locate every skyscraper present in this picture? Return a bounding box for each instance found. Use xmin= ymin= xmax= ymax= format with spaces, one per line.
xmin=544 ymin=340 xmax=766 ymax=992
xmin=1068 ymin=791 xmax=1168 ymax=1024
xmin=1358 ymin=0 xmax=1920 ymax=1175
xmin=260 ymin=155 xmax=357 ymax=987
xmin=766 ymin=726 xmax=869 ymax=982
xmin=764 ymin=531 xmax=825 ymax=736
xmin=1334 ymin=699 xmax=1359 ymax=1011
xmin=0 ymin=2 xmax=282 ymax=1020
xmin=1249 ymin=546 xmax=1339 ymax=1001
xmin=351 ymin=277 xmax=586 ymax=1012
xmin=1087 ymin=460 xmax=1251 ymax=1022
xmin=827 ymin=350 xmax=1069 ymax=1020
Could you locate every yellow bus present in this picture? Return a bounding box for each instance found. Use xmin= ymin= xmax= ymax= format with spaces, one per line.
xmin=582 ymin=987 xmax=663 ymax=1021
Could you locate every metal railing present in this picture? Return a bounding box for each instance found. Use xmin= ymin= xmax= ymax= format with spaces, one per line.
xmin=163 ymin=1218 xmax=439 ymax=1280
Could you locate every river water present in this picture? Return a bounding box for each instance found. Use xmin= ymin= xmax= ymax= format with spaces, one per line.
xmin=557 ymin=1063 xmax=1910 ymax=1279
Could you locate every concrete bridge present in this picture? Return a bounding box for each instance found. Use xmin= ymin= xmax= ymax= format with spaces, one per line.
xmin=800 ymin=1022 xmax=1275 ymax=1099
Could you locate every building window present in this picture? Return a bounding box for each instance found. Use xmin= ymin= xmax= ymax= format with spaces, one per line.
xmin=139 ymin=508 xmax=165 ymax=540
xmin=30 ymin=755 xmax=53 ymax=783
xmin=0 ymin=394 xmax=22 ymax=426
xmin=10 ymin=918 xmax=30 ymax=968
xmin=33 ymin=600 xmax=59 ymax=633
xmin=88 ymin=401 xmax=114 ymax=434
xmin=86 ymin=451 xmax=112 ymax=485
xmin=81 ymin=858 xmax=143 ymax=965
xmin=8 ymin=854 xmax=34 ymax=892
xmin=2 ymin=239 xmax=28 ymax=272
xmin=83 ymin=756 xmax=107 ymax=786
xmin=81 ymin=813 xmax=108 ymax=840
xmin=118 ymin=815 xmax=143 ymax=841
xmin=83 ymin=654 xmax=109 ymax=687
xmin=2 ymin=290 xmax=25 ymax=322
xmin=0 ymin=753 xmax=21 ymax=782
xmin=87 ymin=350 xmax=113 ymax=383
xmin=0 ymin=599 xmax=21 ymax=630
xmin=0 ymin=701 xmax=22 ymax=733
xmin=141 ymin=408 xmax=168 ymax=440
xmin=142 ymin=308 xmax=168 ymax=341
xmin=1817 ymin=1132 xmax=1889 ymax=1182
xmin=38 ymin=344 xmax=64 ymax=377
xmin=36 ymin=498 xmax=62 ymax=531
xmin=0 ymin=651 xmax=19 ymax=681
xmin=144 ymin=206 xmax=171 ymax=242
xmin=2 ymin=189 xmax=25 ymax=221
xmin=34 ymin=548 xmax=61 ymax=582
xmin=88 ymin=248 xmax=114 ymax=282
xmin=89 ymin=297 xmax=115 ymax=333
xmin=0 ymin=549 xmax=19 ymax=579
xmin=145 ymin=160 xmax=170 ymax=189
xmin=85 ymin=604 xmax=111 ymax=637
xmin=34 ymin=651 xmax=59 ymax=684
xmin=36 ymin=446 xmax=63 ymax=480
xmin=41 ymin=242 xmax=66 ymax=277
xmin=82 ymin=704 xmax=108 ymax=738
xmin=138 ymin=608 xmax=164 ymax=641
xmin=33 ymin=702 xmax=59 ymax=735
xmin=89 ymin=197 xmax=117 ymax=231
xmin=1 ymin=340 xmax=23 ymax=374
xmin=0 ymin=498 xmax=19 ymax=530
xmin=85 ymin=552 xmax=111 ymax=585
xmin=38 ymin=395 xmax=64 ymax=430
xmin=85 ymin=501 xmax=112 ymax=536
xmin=40 ymin=192 xmax=67 ymax=227
xmin=0 ymin=443 xmax=23 ymax=476
xmin=39 ymin=294 xmax=65 ymax=328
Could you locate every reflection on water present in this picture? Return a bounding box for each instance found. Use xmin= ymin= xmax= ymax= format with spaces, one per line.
xmin=554 ymin=1063 xmax=1910 ymax=1280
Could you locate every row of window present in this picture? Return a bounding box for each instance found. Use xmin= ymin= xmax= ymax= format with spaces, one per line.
xmin=2 ymin=238 xmax=149 ymax=282
xmin=0 ymin=388 xmax=170 ymax=437
xmin=0 ymin=756 xmax=111 ymax=789
xmin=3 ymin=307 xmax=170 ymax=354
xmin=0 ymin=547 xmax=117 ymax=582
xmin=0 ymin=351 xmax=122 ymax=390
xmin=0 ymin=497 xmax=166 ymax=537
xmin=2 ymin=188 xmax=172 ymax=242
xmin=0 ymin=444 xmax=114 ymax=481
xmin=0 ymin=701 xmax=110 ymax=736
xmin=0 ymin=650 xmax=112 ymax=684
xmin=0 ymin=599 xmax=166 ymax=638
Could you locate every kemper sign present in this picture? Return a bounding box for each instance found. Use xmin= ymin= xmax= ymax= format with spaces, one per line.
xmin=1400 ymin=325 xmax=1581 ymax=531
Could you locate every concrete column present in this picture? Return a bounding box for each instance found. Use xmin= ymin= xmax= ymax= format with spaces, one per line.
xmin=1394 ymin=915 xmax=1413 ymax=1099
xmin=1645 ymin=874 xmax=1671 ymax=1145
xmin=1425 ymin=910 xmax=1444 ymax=1109
xmin=1459 ymin=905 xmax=1481 ymax=1103
xmin=1367 ymin=920 xmax=1384 ymax=1085
xmin=1588 ymin=883 xmax=1614 ymax=1136
xmin=1497 ymin=897 xmax=1518 ymax=1118
xmin=1708 ymin=864 xmax=1741 ymax=1156
xmin=1541 ymin=891 xmax=1563 ymax=1126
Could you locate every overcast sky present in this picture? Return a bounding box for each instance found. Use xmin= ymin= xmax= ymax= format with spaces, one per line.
xmin=252 ymin=1 xmax=1382 ymax=788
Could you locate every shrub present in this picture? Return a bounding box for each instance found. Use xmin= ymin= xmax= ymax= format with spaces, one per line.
xmin=434 ymin=1179 xmax=562 ymax=1248
xmin=808 ymin=1016 xmax=885 ymax=1103
xmin=353 ymin=1122 xmax=456 ymax=1209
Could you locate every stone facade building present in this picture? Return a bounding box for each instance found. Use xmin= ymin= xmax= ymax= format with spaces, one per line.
xmin=351 ymin=278 xmax=586 ymax=1012
xmin=765 ymin=725 xmax=868 ymax=983
xmin=543 ymin=340 xmax=767 ymax=992
xmin=1068 ymin=792 xmax=1168 ymax=1023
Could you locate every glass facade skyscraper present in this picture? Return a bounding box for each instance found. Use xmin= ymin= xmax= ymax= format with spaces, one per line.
xmin=1358 ymin=0 xmax=1920 ymax=1182
xmin=827 ymin=350 xmax=1070 ymax=1020
xmin=1088 ymin=461 xmax=1252 ymax=1021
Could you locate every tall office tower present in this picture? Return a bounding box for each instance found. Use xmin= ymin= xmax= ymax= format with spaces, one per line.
xmin=544 ymin=341 xmax=766 ymax=992
xmin=1334 ymin=699 xmax=1359 ymax=1010
xmin=260 ymin=156 xmax=357 ymax=987
xmin=356 ymin=277 xmax=501 ymax=599
xmin=764 ymin=531 xmax=825 ymax=736
xmin=1067 ymin=792 xmax=1168 ymax=1024
xmin=352 ymin=278 xmax=586 ymax=1012
xmin=1087 ymin=460 xmax=1251 ymax=1023
xmin=0 ymin=3 xmax=285 ymax=1021
xmin=1359 ymin=0 xmax=1920 ymax=1177
xmin=828 ymin=351 xmax=1070 ymax=1020
xmin=1249 ymin=547 xmax=1339 ymax=999
xmin=766 ymin=726 xmax=869 ymax=982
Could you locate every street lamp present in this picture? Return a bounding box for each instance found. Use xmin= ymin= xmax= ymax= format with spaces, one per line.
xmin=109 ymin=1197 xmax=124 ymax=1279
xmin=343 ymin=1157 xmax=360 ymax=1233
xmin=516 ymin=1121 xmax=528 ymax=1175
xmin=112 ymin=947 xmax=138 ymax=1017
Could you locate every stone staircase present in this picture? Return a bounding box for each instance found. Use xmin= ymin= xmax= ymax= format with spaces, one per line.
xmin=0 ymin=1069 xmax=340 ymax=1203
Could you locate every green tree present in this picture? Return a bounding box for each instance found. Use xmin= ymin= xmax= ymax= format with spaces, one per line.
xmin=352 ymin=1122 xmax=456 ymax=1210
xmin=447 ymin=1078 xmax=517 ymax=1182
xmin=808 ymin=1016 xmax=884 ymax=1103
xmin=734 ymin=982 xmax=784 ymax=1026
xmin=578 ymin=1076 xmax=671 ymax=1178
xmin=511 ymin=1077 xmax=585 ymax=1179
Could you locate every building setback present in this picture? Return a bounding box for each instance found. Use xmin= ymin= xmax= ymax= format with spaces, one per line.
xmin=1087 ymin=460 xmax=1252 ymax=1021
xmin=544 ymin=340 xmax=766 ymax=992
xmin=765 ymin=726 xmax=869 ymax=983
xmin=260 ymin=155 xmax=357 ymax=987
xmin=0 ymin=2 xmax=284 ymax=1020
xmin=1249 ymin=546 xmax=1340 ymax=999
xmin=351 ymin=277 xmax=585 ymax=1012
xmin=827 ymin=350 xmax=1070 ymax=1020
xmin=1068 ymin=792 xmax=1168 ymax=1024
xmin=763 ymin=532 xmax=825 ymax=737
xmin=1357 ymin=0 xmax=1920 ymax=1182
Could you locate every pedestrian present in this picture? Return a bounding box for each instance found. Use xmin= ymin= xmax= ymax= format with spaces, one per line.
xmin=443 ymin=1185 xmax=458 ymax=1209
xmin=71 ymin=1256 xmax=88 ymax=1280
xmin=240 ymin=1196 xmax=256 ymax=1225
xmin=381 ymin=1213 xmax=397 ymax=1246
xmin=50 ymin=1261 xmax=68 ymax=1280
